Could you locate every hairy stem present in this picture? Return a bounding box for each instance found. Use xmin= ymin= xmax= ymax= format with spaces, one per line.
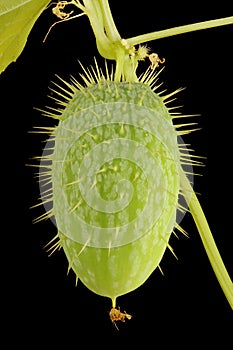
xmin=180 ymin=168 xmax=233 ymax=309
xmin=126 ymin=16 xmax=233 ymax=46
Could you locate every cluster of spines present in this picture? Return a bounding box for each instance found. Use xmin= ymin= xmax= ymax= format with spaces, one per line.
xmin=30 ymin=59 xmax=204 ymax=278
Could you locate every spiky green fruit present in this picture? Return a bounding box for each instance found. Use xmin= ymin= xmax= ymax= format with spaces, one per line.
xmin=38 ymin=65 xmax=190 ymax=307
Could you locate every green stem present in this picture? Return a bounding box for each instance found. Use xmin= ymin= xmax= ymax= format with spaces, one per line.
xmin=82 ymin=0 xmax=116 ymax=59
xmin=126 ymin=16 xmax=233 ymax=46
xmin=98 ymin=0 xmax=121 ymax=42
xmin=180 ymin=168 xmax=233 ymax=309
xmin=82 ymin=0 xmax=133 ymax=80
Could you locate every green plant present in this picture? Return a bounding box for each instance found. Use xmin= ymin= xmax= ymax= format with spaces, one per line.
xmin=1 ymin=1 xmax=232 ymax=326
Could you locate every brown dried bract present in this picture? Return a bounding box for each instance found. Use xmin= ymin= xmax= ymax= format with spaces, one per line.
xmin=52 ymin=1 xmax=74 ymax=20
xmin=149 ymin=53 xmax=165 ymax=70
xmin=109 ymin=307 xmax=132 ymax=330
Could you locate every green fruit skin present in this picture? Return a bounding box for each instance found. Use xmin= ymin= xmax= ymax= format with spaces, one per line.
xmin=52 ymin=81 xmax=180 ymax=301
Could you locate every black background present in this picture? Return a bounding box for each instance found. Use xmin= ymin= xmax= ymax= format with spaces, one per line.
xmin=1 ymin=1 xmax=233 ymax=347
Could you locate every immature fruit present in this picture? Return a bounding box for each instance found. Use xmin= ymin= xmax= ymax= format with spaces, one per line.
xmin=38 ymin=65 xmax=189 ymax=307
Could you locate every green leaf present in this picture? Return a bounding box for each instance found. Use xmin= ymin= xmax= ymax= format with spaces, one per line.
xmin=0 ymin=0 xmax=51 ymax=74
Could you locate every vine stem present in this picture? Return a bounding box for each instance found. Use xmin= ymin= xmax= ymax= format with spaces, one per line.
xmin=98 ymin=0 xmax=121 ymax=41
xmin=180 ymin=168 xmax=233 ymax=309
xmin=82 ymin=0 xmax=122 ymax=60
xmin=126 ymin=16 xmax=233 ymax=46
